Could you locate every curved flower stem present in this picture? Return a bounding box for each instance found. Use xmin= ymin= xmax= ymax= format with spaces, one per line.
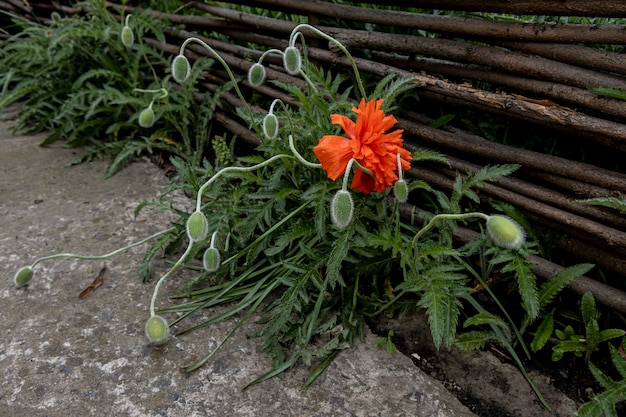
xmin=341 ymin=158 xmax=375 ymax=191
xmin=257 ymin=48 xmax=285 ymax=65
xmin=396 ymin=153 xmax=404 ymax=180
xmin=29 ymin=228 xmax=174 ymax=269
xmin=180 ymin=37 xmax=254 ymax=123
xmin=411 ymin=212 xmax=489 ymax=249
xmin=150 ymin=238 xmax=194 ymax=317
xmin=341 ymin=159 xmax=356 ymax=191
xmin=133 ymin=87 xmax=168 ymax=100
xmin=288 ymin=135 xmax=321 ymax=168
xmin=289 ymin=23 xmax=367 ymax=100
xmin=196 ymin=154 xmax=296 ymax=211
xmin=268 ymin=99 xmax=319 ymax=167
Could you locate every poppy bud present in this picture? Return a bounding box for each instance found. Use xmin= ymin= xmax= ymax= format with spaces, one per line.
xmin=486 ymin=215 xmax=526 ymax=250
xmin=331 ymin=190 xmax=354 ymax=229
xmin=262 ymin=113 xmax=279 ymax=139
xmin=145 ymin=315 xmax=169 ymax=345
xmin=393 ymin=179 xmax=409 ymax=203
xmin=283 ymin=46 xmax=302 ymax=75
xmin=247 ymin=63 xmax=266 ymax=86
xmin=121 ymin=25 xmax=134 ymax=47
xmin=186 ymin=210 xmax=208 ymax=242
xmin=138 ymin=106 xmax=155 ymax=128
xmin=14 ymin=266 xmax=34 ymax=287
xmin=171 ymin=54 xmax=191 ymax=84
xmin=203 ymin=247 xmax=221 ymax=273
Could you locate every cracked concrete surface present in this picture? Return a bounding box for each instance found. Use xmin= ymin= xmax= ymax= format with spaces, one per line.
xmin=0 ymin=115 xmax=477 ymax=417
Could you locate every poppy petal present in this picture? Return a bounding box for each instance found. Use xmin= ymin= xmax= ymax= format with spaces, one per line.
xmin=312 ymin=135 xmax=354 ymax=180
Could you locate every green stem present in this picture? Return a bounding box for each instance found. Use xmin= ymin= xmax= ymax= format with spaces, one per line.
xmin=257 ymin=48 xmax=284 ymax=65
xmin=289 ymin=24 xmax=367 ymax=100
xmin=288 ymin=135 xmax=321 ymax=168
xmin=149 ymin=238 xmax=194 ymax=317
xmin=133 ymin=87 xmax=168 ymax=100
xmin=411 ymin=212 xmax=489 ymax=249
xmin=30 ymin=228 xmax=174 ymax=269
xmin=341 ymin=158 xmax=374 ymax=191
xmin=180 ymin=37 xmax=254 ymax=123
xmin=196 ymin=154 xmax=295 ymax=212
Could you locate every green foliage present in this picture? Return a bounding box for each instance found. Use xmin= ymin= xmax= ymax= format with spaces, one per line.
xmin=373 ymin=330 xmax=398 ymax=355
xmin=589 ymin=87 xmax=626 ymax=101
xmin=0 ymin=2 xmax=224 ymax=176
xmin=573 ymin=197 xmax=626 ymax=212
xmin=552 ymin=292 xmax=625 ymax=363
xmin=576 ymin=343 xmax=626 ymax=417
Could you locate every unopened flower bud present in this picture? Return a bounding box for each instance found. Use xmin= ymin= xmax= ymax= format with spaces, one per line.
xmin=138 ymin=106 xmax=155 ymax=128
xmin=247 ymin=63 xmax=266 ymax=86
xmin=393 ymin=179 xmax=409 ymax=203
xmin=283 ymin=46 xmax=302 ymax=75
xmin=186 ymin=210 xmax=208 ymax=242
xmin=262 ymin=113 xmax=279 ymax=139
xmin=171 ymin=54 xmax=191 ymax=83
xmin=14 ymin=266 xmax=34 ymax=287
xmin=203 ymin=247 xmax=221 ymax=273
xmin=486 ymin=215 xmax=526 ymax=250
xmin=145 ymin=315 xmax=169 ymax=345
xmin=121 ymin=25 xmax=134 ymax=47
xmin=331 ymin=190 xmax=354 ymax=229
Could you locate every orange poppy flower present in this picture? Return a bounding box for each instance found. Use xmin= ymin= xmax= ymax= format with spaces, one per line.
xmin=313 ymin=98 xmax=411 ymax=194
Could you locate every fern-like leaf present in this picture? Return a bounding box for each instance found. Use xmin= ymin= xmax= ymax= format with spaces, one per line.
xmin=576 ymin=345 xmax=626 ymax=417
xmin=454 ymin=330 xmax=498 ymax=350
xmin=538 ymin=263 xmax=595 ymax=310
xmin=573 ymin=197 xmax=626 ymax=212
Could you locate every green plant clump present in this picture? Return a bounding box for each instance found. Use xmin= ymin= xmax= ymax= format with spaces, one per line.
xmin=11 ymin=13 xmax=603 ymax=411
xmin=0 ymin=1 xmax=224 ymax=176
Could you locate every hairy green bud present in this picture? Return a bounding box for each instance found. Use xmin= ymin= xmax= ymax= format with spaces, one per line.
xmin=138 ymin=107 xmax=155 ymax=128
xmin=331 ymin=190 xmax=354 ymax=230
xmin=171 ymin=54 xmax=191 ymax=84
xmin=121 ymin=25 xmax=134 ymax=47
xmin=393 ymin=179 xmax=409 ymax=203
xmin=247 ymin=63 xmax=266 ymax=86
xmin=203 ymin=247 xmax=221 ymax=273
xmin=262 ymin=113 xmax=279 ymax=140
xmin=145 ymin=315 xmax=169 ymax=345
xmin=14 ymin=266 xmax=34 ymax=287
xmin=283 ymin=46 xmax=302 ymax=75
xmin=186 ymin=211 xmax=208 ymax=242
xmin=486 ymin=215 xmax=526 ymax=250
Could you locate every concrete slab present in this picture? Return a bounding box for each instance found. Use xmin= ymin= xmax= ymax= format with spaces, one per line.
xmin=0 ymin=117 xmax=477 ymax=416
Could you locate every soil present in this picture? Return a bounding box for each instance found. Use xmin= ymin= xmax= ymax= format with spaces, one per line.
xmin=372 ymin=311 xmax=626 ymax=417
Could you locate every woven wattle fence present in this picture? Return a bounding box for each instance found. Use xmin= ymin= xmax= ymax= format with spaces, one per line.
xmin=4 ymin=0 xmax=626 ymax=312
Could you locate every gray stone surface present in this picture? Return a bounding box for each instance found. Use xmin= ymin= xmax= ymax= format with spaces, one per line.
xmin=0 ymin=117 xmax=477 ymax=416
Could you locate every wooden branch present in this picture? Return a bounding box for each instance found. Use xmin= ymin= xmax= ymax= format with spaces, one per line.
xmin=218 ymin=0 xmax=626 ymax=44
xmin=369 ymin=51 xmax=626 ymax=120
xmin=495 ymin=41 xmax=626 ymax=76
xmin=408 ymin=85 xmax=626 ymax=153
xmin=521 ymin=170 xmax=619 ymax=200
xmin=325 ymin=28 xmax=626 ymax=91
xmin=194 ymin=3 xmax=626 ymax=90
xmin=400 ymin=116 xmax=626 ymax=194
xmin=347 ymin=1 xmax=626 ymax=18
